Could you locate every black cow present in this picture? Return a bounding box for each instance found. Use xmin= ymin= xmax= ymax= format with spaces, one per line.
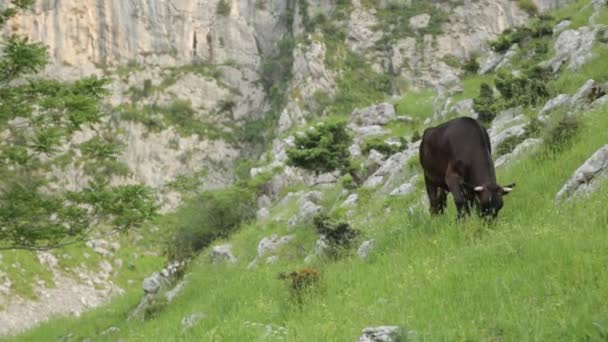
xmin=419 ymin=117 xmax=515 ymax=219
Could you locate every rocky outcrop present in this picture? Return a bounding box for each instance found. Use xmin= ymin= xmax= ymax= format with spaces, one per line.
xmin=358 ymin=326 xmax=404 ymax=342
xmin=495 ymin=138 xmax=543 ymax=168
xmin=210 ymin=244 xmax=238 ymax=264
xmin=555 ymin=145 xmax=608 ymax=201
xmin=548 ymin=25 xmax=608 ymax=72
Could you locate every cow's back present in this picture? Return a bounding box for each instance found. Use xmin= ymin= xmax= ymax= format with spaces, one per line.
xmin=420 ymin=117 xmax=493 ymax=184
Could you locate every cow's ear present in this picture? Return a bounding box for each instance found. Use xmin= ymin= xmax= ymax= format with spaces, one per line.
xmin=474 ymin=186 xmax=484 ymax=192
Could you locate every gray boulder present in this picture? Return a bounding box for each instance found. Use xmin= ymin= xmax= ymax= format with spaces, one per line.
xmin=409 ymin=13 xmax=431 ymax=30
xmin=210 ymin=244 xmax=237 ymax=264
xmin=491 ymin=124 xmax=527 ymax=149
xmin=257 ymin=234 xmax=294 ymax=257
xmin=341 ymin=193 xmax=359 ymax=208
xmin=540 ymin=94 xmax=572 ymax=115
xmin=181 ymin=312 xmax=206 ymax=330
xmin=351 ymin=103 xmax=396 ymax=126
xmin=142 ymin=273 xmax=163 ymax=294
xmin=571 ymin=79 xmax=607 ymax=107
xmin=549 ymin=25 xmax=604 ymax=72
xmin=390 ymin=180 xmax=417 ymax=197
xmin=256 ymin=207 xmax=270 ymax=220
xmin=555 ymin=145 xmax=608 ymax=201
xmin=554 ymin=20 xmax=572 ymax=35
xmin=495 ymin=44 xmax=519 ymax=70
xmin=495 ymin=138 xmax=543 ymax=169
xmin=358 ymin=326 xmax=403 ymax=342
xmin=357 ymin=240 xmax=376 ymax=259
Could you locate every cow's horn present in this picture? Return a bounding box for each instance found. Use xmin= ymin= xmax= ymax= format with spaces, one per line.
xmin=474 ymin=186 xmax=484 ymax=192
xmin=503 ymin=187 xmax=513 ymax=193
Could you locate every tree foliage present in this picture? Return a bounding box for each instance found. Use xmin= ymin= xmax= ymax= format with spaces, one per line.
xmin=286 ymin=121 xmax=361 ymax=184
xmin=0 ymin=1 xmax=157 ymax=250
xmin=473 ymin=83 xmax=498 ymax=124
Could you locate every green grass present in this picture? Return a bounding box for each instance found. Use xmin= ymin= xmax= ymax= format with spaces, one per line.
xmin=12 ymin=102 xmax=608 ymax=341
xmin=452 ymin=74 xmax=495 ymax=102
xmin=394 ymin=89 xmax=435 ymax=121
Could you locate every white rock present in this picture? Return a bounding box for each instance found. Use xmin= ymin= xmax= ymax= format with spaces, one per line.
xmin=540 ymin=94 xmax=572 ymax=115
xmin=390 ymin=181 xmax=416 ymax=197
xmin=210 ymin=244 xmax=237 ymax=264
xmin=409 ymin=13 xmax=431 ymax=30
xmin=358 ymin=326 xmax=403 ymax=342
xmin=571 ymin=79 xmax=607 ymax=107
xmin=495 ymin=138 xmax=542 ymax=168
xmin=257 ymin=234 xmax=294 ymax=258
xmin=142 ymin=273 xmax=163 ymax=294
xmin=351 ymin=103 xmax=396 ymax=126
xmin=553 ymin=20 xmax=571 ymax=35
xmin=341 ymin=194 xmax=359 ymax=208
xmin=491 ymin=124 xmax=527 ymax=148
xmin=314 ymin=236 xmax=331 ymax=257
xmin=181 ymin=312 xmax=206 ymax=330
xmin=165 ymin=280 xmax=187 ymax=302
xmin=555 ymin=145 xmax=608 ymax=201
xmin=256 ymin=208 xmax=270 ymax=220
xmin=549 ymin=26 xmax=602 ymax=72
xmin=357 ymin=240 xmax=376 ymax=259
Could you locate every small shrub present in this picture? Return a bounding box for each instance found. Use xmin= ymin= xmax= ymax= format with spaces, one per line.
xmin=143 ymin=79 xmax=152 ymax=97
xmin=495 ymin=135 xmax=527 ymax=156
xmin=545 ymin=115 xmax=580 ymax=153
xmin=517 ymin=0 xmax=538 ymax=15
xmin=442 ymin=55 xmax=462 ymax=69
xmin=313 ymin=215 xmax=359 ymax=258
xmin=362 ymin=137 xmax=402 ymax=155
xmin=278 ymin=267 xmax=321 ymax=304
xmin=216 ymin=0 xmax=231 ymax=16
xmin=473 ymin=83 xmax=497 ymax=124
xmin=525 ymin=117 xmax=544 ymax=138
xmin=143 ymin=296 xmax=168 ymax=321
xmin=494 ymin=68 xmax=551 ymax=108
xmin=165 ymin=187 xmax=256 ymax=261
xmin=463 ymin=56 xmax=480 ymax=75
xmin=411 ymin=131 xmax=422 ymax=142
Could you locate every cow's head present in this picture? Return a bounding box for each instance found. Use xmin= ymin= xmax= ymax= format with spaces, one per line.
xmin=473 ymin=183 xmax=515 ymax=218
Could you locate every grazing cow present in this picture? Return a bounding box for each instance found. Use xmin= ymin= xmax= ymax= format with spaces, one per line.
xmin=419 ymin=117 xmax=515 ymax=219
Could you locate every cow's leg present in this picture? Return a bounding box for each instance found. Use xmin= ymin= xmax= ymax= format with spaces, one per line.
xmin=446 ymin=175 xmax=468 ymax=220
xmin=425 ymin=179 xmax=446 ymax=215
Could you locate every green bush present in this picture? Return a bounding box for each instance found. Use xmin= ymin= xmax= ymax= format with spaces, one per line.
xmin=165 ymin=187 xmax=256 ymax=261
xmin=463 ymin=57 xmax=480 ymax=75
xmin=216 ymin=0 xmax=231 ymax=16
xmin=313 ymin=215 xmax=359 ymax=258
xmin=362 ymin=137 xmax=402 ymax=155
xmin=494 ymin=68 xmax=551 ymax=108
xmin=517 ymin=0 xmax=538 ymax=15
xmin=545 ymin=115 xmax=581 ymax=153
xmin=495 ymin=135 xmax=527 ymax=157
xmin=473 ymin=83 xmax=498 ymax=124
xmin=287 ymin=121 xmax=353 ymax=175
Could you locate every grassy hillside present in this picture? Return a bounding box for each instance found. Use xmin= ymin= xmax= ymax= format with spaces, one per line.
xmin=6 ymin=0 xmax=608 ymax=340
xmin=10 ymin=100 xmax=608 ymax=341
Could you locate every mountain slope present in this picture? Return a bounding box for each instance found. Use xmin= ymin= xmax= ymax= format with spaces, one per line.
xmin=6 ymin=0 xmax=608 ymax=340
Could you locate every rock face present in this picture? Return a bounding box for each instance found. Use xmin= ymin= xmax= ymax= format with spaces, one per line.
xmin=549 ymin=25 xmax=607 ymax=72
xmin=352 ymin=103 xmax=397 ymax=126
xmin=555 ymin=145 xmax=608 ymax=201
